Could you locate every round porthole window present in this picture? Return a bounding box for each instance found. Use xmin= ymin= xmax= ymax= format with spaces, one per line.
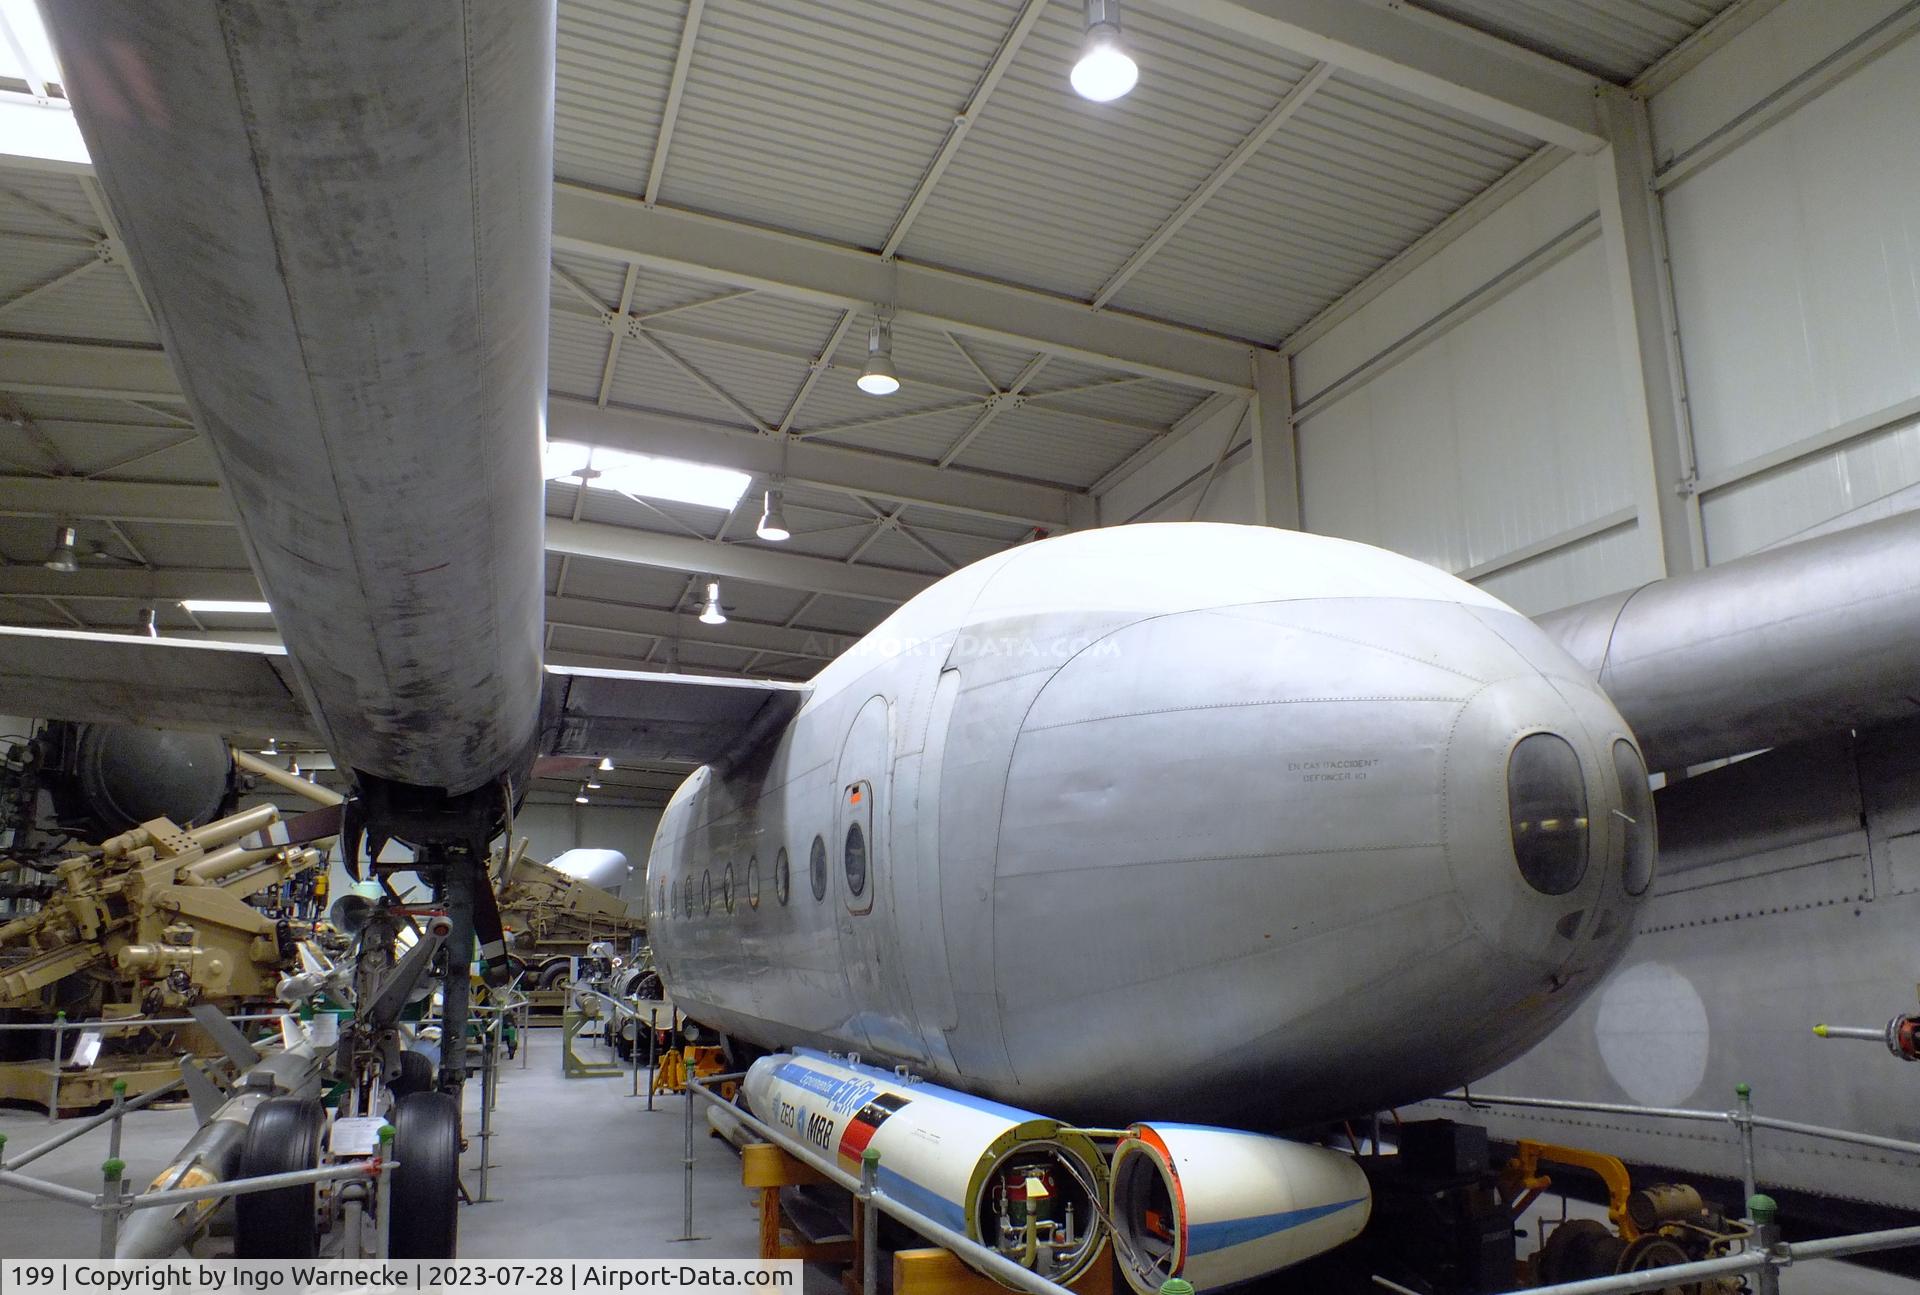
xmin=746 ymin=857 xmax=760 ymax=910
xmin=844 ymin=822 xmax=868 ymax=897
xmin=809 ymin=836 xmax=827 ymax=902
xmin=775 ymin=848 xmax=791 ymax=906
xmin=670 ymin=879 xmax=678 ymax=919
xmin=683 ymin=878 xmax=693 ymax=919
xmin=701 ymin=869 xmax=712 ymax=915
xmin=721 ymin=862 xmax=735 ymax=914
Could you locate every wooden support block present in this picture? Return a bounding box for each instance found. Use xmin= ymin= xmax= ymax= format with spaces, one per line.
xmin=743 ymin=1142 xmax=830 ymax=1189
xmin=894 ymin=1248 xmax=1116 ymax=1295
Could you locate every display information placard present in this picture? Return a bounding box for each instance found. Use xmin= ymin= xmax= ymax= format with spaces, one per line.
xmin=0 ymin=1262 xmax=801 ymax=1295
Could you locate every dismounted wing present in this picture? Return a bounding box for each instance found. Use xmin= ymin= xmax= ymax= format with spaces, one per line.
xmin=0 ymin=626 xmax=319 ymax=742
xmin=539 ymin=665 xmax=808 ymax=770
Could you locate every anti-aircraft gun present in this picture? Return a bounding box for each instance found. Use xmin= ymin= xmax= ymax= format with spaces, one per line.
xmin=0 ymin=797 xmax=335 ymax=1110
xmin=490 ymin=839 xmax=647 ymax=994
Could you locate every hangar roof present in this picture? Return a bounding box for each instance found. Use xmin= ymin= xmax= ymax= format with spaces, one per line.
xmin=0 ymin=0 xmax=1741 ymax=802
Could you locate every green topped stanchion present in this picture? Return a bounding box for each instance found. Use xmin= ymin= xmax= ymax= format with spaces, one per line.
xmin=1749 ymin=1194 xmax=1777 ymax=1226
xmin=1160 ymin=1281 xmax=1196 ymax=1295
xmin=101 ymin=1158 xmax=125 ymax=1181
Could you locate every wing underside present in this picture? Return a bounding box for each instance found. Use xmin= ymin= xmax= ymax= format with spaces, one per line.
xmin=0 ymin=628 xmax=805 ymax=772
xmin=539 ymin=664 xmax=807 ymax=769
xmin=0 ymin=626 xmax=318 ymax=741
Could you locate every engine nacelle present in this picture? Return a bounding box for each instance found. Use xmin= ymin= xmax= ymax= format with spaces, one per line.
xmin=744 ymin=1052 xmax=1107 ymax=1286
xmin=1109 ymin=1123 xmax=1371 ymax=1295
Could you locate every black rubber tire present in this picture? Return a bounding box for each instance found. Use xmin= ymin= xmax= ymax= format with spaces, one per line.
xmin=390 ymin=1049 xmax=435 ymax=1098
xmin=234 ymin=1097 xmax=325 ymax=1259
xmin=535 ymin=959 xmax=570 ymax=990
xmin=388 ymin=1090 xmax=461 ymax=1259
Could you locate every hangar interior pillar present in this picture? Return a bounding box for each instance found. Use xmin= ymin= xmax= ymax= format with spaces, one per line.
xmin=1593 ymin=85 xmax=1705 ymax=576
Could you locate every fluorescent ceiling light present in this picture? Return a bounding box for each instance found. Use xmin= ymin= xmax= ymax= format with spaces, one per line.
xmin=0 ymin=1 xmax=89 ymax=166
xmin=0 ymin=1 xmax=63 ymax=89
xmin=180 ymin=599 xmax=273 ymax=615
xmin=545 ymin=440 xmax=748 ymax=512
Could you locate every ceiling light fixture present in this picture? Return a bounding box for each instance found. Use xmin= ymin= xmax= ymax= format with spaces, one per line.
xmin=699 ymin=581 xmax=727 ymax=626
xmin=756 ymin=486 xmax=791 ymax=542
xmin=574 ymin=789 xmax=589 ymax=805
xmin=586 ymin=779 xmax=602 ymax=790
xmin=260 ymin=737 xmax=278 ymax=756
xmin=598 ymin=756 xmax=614 ymax=772
xmin=43 ymin=523 xmax=78 ymax=573
xmin=857 ymin=320 xmax=899 ymax=396
xmin=179 ymin=599 xmax=273 ymax=615
xmin=1072 ymin=0 xmax=1138 ymax=102
xmin=137 ymin=606 xmax=158 ymax=638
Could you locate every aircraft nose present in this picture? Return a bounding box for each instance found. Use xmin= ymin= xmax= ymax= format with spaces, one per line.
xmin=1442 ymin=671 xmax=1648 ymax=979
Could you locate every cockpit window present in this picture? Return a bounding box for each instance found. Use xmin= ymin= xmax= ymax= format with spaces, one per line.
xmin=1613 ymin=740 xmax=1657 ymax=896
xmin=1508 ymin=732 xmax=1589 ymax=895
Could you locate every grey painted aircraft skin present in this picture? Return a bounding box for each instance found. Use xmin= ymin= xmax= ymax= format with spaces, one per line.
xmin=649 ymin=522 xmax=1651 ymax=1130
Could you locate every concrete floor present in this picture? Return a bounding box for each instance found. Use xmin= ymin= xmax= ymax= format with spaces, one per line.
xmin=0 ymin=1029 xmax=763 ymax=1261
xmin=1 ymin=1034 xmax=1915 ymax=1292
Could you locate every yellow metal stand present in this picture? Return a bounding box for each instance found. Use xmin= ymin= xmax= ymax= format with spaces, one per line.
xmin=652 ymin=1044 xmax=729 ymax=1096
xmin=560 ymin=1010 xmax=623 ymax=1078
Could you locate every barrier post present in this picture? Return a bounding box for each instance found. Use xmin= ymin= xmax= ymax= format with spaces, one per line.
xmin=1750 ymin=1194 xmax=1782 ymax=1295
xmin=860 ymin=1149 xmax=880 ymax=1295
xmin=47 ymin=1011 xmax=65 ymax=1123
xmin=98 ymin=1157 xmax=125 ymax=1258
xmin=1735 ymin=1083 xmax=1758 ymax=1218
xmin=375 ymin=1124 xmax=395 ymax=1258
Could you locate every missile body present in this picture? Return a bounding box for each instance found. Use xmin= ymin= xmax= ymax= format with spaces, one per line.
xmin=116 ymin=1043 xmax=322 ymax=1259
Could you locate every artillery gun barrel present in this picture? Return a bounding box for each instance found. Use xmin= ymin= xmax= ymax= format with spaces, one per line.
xmin=230 ymin=749 xmax=344 ymax=808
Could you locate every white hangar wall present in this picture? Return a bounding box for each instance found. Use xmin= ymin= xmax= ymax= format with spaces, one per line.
xmin=1097 ymin=0 xmax=1920 ymax=617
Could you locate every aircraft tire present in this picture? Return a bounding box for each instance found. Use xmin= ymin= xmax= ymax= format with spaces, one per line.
xmin=389 ymin=1090 xmax=460 ymax=1258
xmin=235 ymin=1097 xmax=325 ymax=1258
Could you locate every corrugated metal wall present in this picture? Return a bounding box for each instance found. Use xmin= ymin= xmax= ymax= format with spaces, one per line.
xmin=1288 ymin=151 xmax=1661 ymax=618
xmin=1105 ymin=0 xmax=1920 ymax=621
xmin=1662 ymin=19 xmax=1920 ymax=561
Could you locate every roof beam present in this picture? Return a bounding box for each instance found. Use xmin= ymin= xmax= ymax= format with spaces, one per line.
xmin=880 ymin=0 xmax=1050 ymax=259
xmin=1163 ymin=0 xmax=1606 ymax=152
xmin=644 ymin=0 xmax=706 ymax=205
xmin=0 ymin=566 xmax=851 ymax=664
xmin=0 ymin=471 xmax=939 ymax=604
xmin=0 ymin=565 xmax=260 ymax=601
xmin=549 ymin=397 xmax=1077 ymax=529
xmin=1 ymin=342 xmax=1083 ymax=531
xmin=0 ymin=338 xmax=180 ymax=402
xmin=546 ymin=594 xmax=842 ymax=662
xmin=0 ymin=474 xmax=229 ymax=524
xmin=551 ymin=183 xmax=1255 ymax=394
xmin=1093 ymin=63 xmax=1333 ymax=309
xmin=546 ymin=517 xmax=931 ymax=605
